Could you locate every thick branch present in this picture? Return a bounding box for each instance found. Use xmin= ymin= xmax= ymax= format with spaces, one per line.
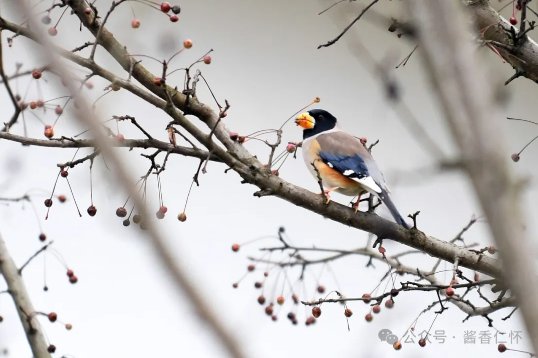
xmin=0 ymin=234 xmax=51 ymax=358
xmin=410 ymin=0 xmax=538 ymax=352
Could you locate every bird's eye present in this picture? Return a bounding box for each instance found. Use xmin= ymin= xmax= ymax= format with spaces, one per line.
xmin=318 ymin=115 xmax=324 ymax=121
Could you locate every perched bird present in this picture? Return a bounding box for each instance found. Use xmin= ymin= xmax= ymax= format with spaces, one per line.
xmin=295 ymin=109 xmax=409 ymax=229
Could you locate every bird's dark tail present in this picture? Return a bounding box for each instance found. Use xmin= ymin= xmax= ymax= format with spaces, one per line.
xmin=380 ymin=190 xmax=409 ymax=229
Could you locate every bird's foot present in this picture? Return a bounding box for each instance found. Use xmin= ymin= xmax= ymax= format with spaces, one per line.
xmin=352 ymin=195 xmax=362 ymax=213
xmin=322 ymin=190 xmax=332 ymax=205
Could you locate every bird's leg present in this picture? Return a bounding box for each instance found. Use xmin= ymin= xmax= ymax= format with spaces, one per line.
xmin=352 ymin=193 xmax=362 ymax=213
xmin=322 ymin=188 xmax=337 ymax=204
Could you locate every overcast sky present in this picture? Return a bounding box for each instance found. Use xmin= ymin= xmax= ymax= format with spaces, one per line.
xmin=1 ymin=1 xmax=537 ymax=357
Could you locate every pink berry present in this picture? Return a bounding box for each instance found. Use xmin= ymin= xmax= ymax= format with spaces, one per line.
xmin=203 ymin=55 xmax=212 ymax=64
xmin=48 ymin=27 xmax=58 ymax=36
xmin=131 ymin=19 xmax=141 ymax=28
xmin=183 ymin=39 xmax=193 ymax=49
xmin=32 ymin=70 xmax=42 ymax=79
xmin=170 ymin=14 xmax=179 ymax=22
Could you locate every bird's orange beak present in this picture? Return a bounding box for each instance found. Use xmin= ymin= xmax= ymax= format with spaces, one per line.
xmin=295 ymin=112 xmax=315 ymax=129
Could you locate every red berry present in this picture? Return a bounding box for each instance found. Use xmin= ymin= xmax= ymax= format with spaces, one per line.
xmin=276 ymin=295 xmax=285 ymax=305
xmin=160 ymin=2 xmax=171 ymax=12
xmin=203 ymin=55 xmax=212 ymax=64
xmin=247 ymin=264 xmax=255 ymax=272
xmin=39 ymin=233 xmax=47 ymax=242
xmin=498 ymin=343 xmax=507 ymax=352
xmin=131 ymin=18 xmax=141 ymax=28
xmin=362 ymin=293 xmax=371 ymax=303
xmin=44 ymin=125 xmax=54 ymax=139
xmin=57 ymin=194 xmax=67 ymax=203
xmin=32 ymin=70 xmax=42 ymax=79
xmin=445 ymin=287 xmax=455 ymax=297
xmin=170 ymin=14 xmax=179 ymax=22
xmin=312 ymin=306 xmax=321 ymax=318
xmin=30 ymin=101 xmax=38 ymax=110
xmin=66 ymin=269 xmax=74 ymax=277
xmin=231 ymin=243 xmax=240 ymax=252
xmin=237 ymin=136 xmax=246 ymax=144
xmin=87 ymin=205 xmax=97 ymax=216
xmin=378 ymin=246 xmax=386 ymax=254
xmin=69 ymin=275 xmax=78 ymax=284
xmin=48 ymin=27 xmax=58 ymax=36
xmin=418 ymin=338 xmax=426 ymax=347
xmin=365 ymin=313 xmax=373 ymax=322
xmin=60 ymin=170 xmax=68 ymax=178
xmin=44 ymin=199 xmax=53 ymax=207
xmin=177 ymin=212 xmax=187 ymax=222
xmin=510 ymin=16 xmax=518 ymax=25
xmin=344 ymin=308 xmax=353 ymax=317
xmin=48 ymin=312 xmax=58 ymax=322
xmin=183 ymin=39 xmax=193 ymax=49
xmin=317 ymin=285 xmax=325 ymax=294
xmin=116 ymin=207 xmax=127 ymax=217
xmin=36 ymin=100 xmax=44 ymax=108
xmin=55 ymin=105 xmax=63 ymax=115
xmin=372 ymin=304 xmax=381 ymax=314
xmin=393 ymin=341 xmax=402 ymax=350
xmin=257 ymin=295 xmax=266 ymax=305
xmin=264 ymin=304 xmax=274 ymax=316
xmin=385 ymin=299 xmax=394 ymax=308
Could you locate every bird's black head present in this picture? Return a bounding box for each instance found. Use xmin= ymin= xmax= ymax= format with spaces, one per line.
xmin=295 ymin=109 xmax=338 ymax=139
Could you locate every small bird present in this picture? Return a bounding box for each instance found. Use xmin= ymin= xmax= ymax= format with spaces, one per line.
xmin=295 ymin=109 xmax=409 ymax=229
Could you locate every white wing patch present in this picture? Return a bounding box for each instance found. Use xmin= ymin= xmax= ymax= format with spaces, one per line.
xmin=355 ymin=176 xmax=382 ymax=194
xmin=343 ymin=169 xmax=354 ymax=176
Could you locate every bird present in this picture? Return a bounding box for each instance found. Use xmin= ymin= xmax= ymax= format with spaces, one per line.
xmin=295 ymin=109 xmax=409 ymax=229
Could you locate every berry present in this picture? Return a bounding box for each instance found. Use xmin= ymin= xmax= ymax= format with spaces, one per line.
xmin=372 ymin=304 xmax=381 ymax=314
xmin=344 ymin=308 xmax=353 ymax=317
xmin=229 ymin=132 xmax=239 ymax=141
xmin=122 ymin=219 xmax=130 ymax=227
xmin=156 ymin=210 xmax=165 ymax=219
xmin=153 ymin=77 xmax=164 ymax=86
xmin=232 ymin=283 xmax=238 ymax=289
xmin=171 ymin=5 xmax=181 ymax=14
xmin=287 ymin=312 xmax=296 ymax=320
xmin=66 ymin=269 xmax=74 ymax=277
xmin=69 ymin=275 xmax=78 ymax=284
xmin=362 ymin=293 xmax=371 ymax=303
xmin=385 ymin=299 xmax=394 ymax=309
xmin=61 ymin=170 xmax=68 ymax=178
xmin=30 ymin=101 xmax=38 ymax=110
xmin=159 ymin=206 xmax=168 ymax=214
xmin=510 ymin=16 xmax=518 ymax=25
xmin=378 ymin=246 xmax=386 ymax=254
xmin=41 ymin=15 xmax=52 ymax=24
xmin=44 ymin=198 xmax=53 ymax=207
xmin=511 ymin=152 xmax=519 ymax=161
xmin=44 ymin=125 xmax=54 ymax=139
xmin=48 ymin=27 xmax=58 ymax=36
xmin=286 ymin=143 xmax=296 ymax=153
xmin=133 ymin=214 xmax=141 ymax=224
xmin=47 ymin=345 xmax=56 ymax=353
xmin=305 ymin=316 xmax=316 ymax=326
xmin=87 ymin=205 xmax=97 ymax=216
xmin=39 ymin=233 xmax=47 ymax=242
xmin=55 ymin=105 xmax=63 ymax=115
xmin=65 ymin=323 xmax=73 ymax=330
xmin=488 ymin=246 xmax=497 ymax=254
xmin=317 ymin=285 xmax=325 ymax=294
xmin=418 ymin=338 xmax=426 ymax=347
xmin=115 ymin=133 xmax=125 ymax=142
xmin=160 ymin=2 xmax=171 ymax=12
xmin=276 ymin=295 xmax=285 ymax=305
xmin=231 ymin=243 xmax=240 ymax=252
xmin=32 ymin=69 xmax=42 ymax=79
xmin=445 ymin=287 xmax=455 ymax=297
xmin=292 ymin=294 xmax=299 ymax=304
xmin=365 ymin=313 xmax=373 ymax=322
xmin=203 ymin=55 xmax=212 ymax=65
xmin=390 ymin=288 xmax=399 ymax=297
xmin=48 ymin=312 xmax=58 ymax=322
xmin=264 ymin=305 xmax=274 ymax=316
xmin=254 ymin=282 xmax=262 ymax=289
xmin=131 ymin=19 xmax=141 ymax=28
xmin=36 ymin=100 xmax=44 ymax=108
xmin=257 ymin=295 xmax=266 ymax=305
xmin=177 ymin=212 xmax=187 ymax=222
xmin=183 ymin=39 xmax=193 ymax=49
xmin=247 ymin=264 xmax=255 ymax=272
xmin=84 ymin=7 xmax=92 ymax=15
xmin=57 ymin=194 xmax=67 ymax=202
xmin=393 ymin=341 xmax=402 ymax=350
xmin=111 ymin=82 xmax=121 ymax=91
xmin=237 ymin=136 xmax=246 ymax=144
xmin=170 ymin=14 xmax=179 ymax=22
xmin=498 ymin=343 xmax=507 ymax=352
xmin=312 ymin=306 xmax=321 ymax=318
xmin=116 ymin=207 xmax=127 ymax=217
